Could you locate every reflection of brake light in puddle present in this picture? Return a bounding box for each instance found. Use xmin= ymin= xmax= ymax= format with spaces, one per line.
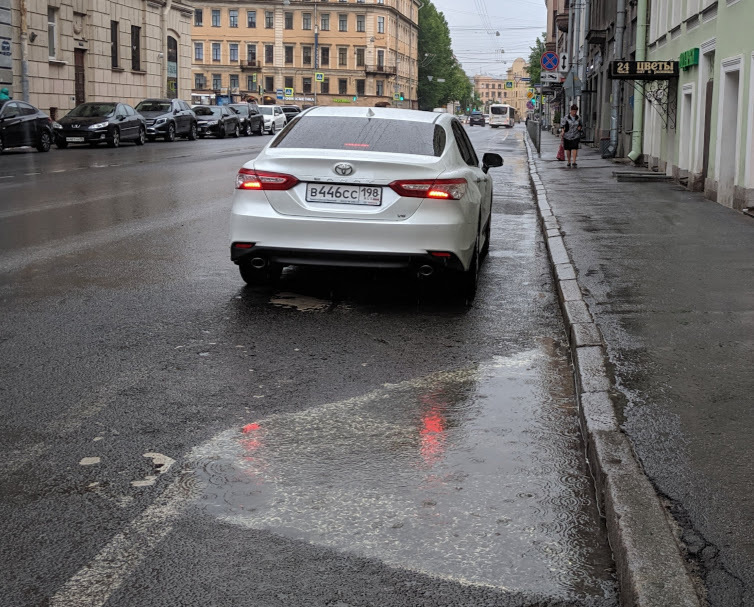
xmin=420 ymin=410 xmax=447 ymax=466
xmin=240 ymin=422 xmax=263 ymax=454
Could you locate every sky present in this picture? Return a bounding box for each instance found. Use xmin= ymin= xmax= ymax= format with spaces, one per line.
xmin=431 ymin=0 xmax=547 ymax=79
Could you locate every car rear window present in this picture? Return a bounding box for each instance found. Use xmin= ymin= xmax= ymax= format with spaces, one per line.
xmin=271 ymin=117 xmax=446 ymax=157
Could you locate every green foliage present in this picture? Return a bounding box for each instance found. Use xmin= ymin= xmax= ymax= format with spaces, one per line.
xmin=417 ymin=1 xmax=472 ymax=110
xmin=526 ymin=33 xmax=547 ymax=85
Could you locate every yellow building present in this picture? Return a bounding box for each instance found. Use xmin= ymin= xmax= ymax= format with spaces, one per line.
xmin=190 ymin=0 xmax=420 ymax=107
xmin=473 ymin=57 xmax=529 ymax=120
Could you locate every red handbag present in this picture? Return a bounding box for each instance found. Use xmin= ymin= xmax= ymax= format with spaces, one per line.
xmin=556 ymin=142 xmax=565 ymax=161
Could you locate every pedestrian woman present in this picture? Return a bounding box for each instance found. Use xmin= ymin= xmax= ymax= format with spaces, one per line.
xmin=560 ymin=104 xmax=583 ymax=168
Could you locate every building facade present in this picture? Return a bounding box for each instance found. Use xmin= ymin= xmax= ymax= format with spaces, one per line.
xmin=473 ymin=57 xmax=529 ymax=119
xmin=644 ymin=0 xmax=753 ymax=209
xmin=1 ymin=0 xmax=194 ymax=118
xmin=190 ymin=0 xmax=420 ymax=108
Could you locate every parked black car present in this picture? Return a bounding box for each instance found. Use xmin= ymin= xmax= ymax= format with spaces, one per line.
xmin=469 ymin=111 xmax=485 ymax=127
xmin=135 ymin=98 xmax=197 ymax=142
xmin=0 ymin=99 xmax=54 ymax=153
xmin=280 ymin=105 xmax=302 ymax=123
xmin=54 ymin=102 xmax=146 ymax=148
xmin=227 ymin=103 xmax=264 ymax=136
xmin=193 ymin=105 xmax=241 ymax=138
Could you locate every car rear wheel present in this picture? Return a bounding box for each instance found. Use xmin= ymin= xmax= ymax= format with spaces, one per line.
xmin=107 ymin=129 xmax=120 ymax=148
xmin=36 ymin=131 xmax=52 ymax=153
xmin=239 ymin=262 xmax=282 ymax=286
xmin=187 ymin=123 xmax=197 ymax=140
xmin=135 ymin=127 xmax=146 ymax=146
xmin=232 ymin=124 xmax=240 ymax=138
xmin=460 ymin=237 xmax=479 ymax=305
xmin=481 ymin=213 xmax=491 ymax=260
xmin=270 ymin=122 xmax=276 ymax=135
xmin=164 ymin=123 xmax=175 ymax=142
xmin=244 ymin=123 xmax=252 ymax=136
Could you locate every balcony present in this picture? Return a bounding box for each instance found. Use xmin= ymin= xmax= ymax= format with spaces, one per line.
xmin=586 ymin=28 xmax=607 ymax=45
xmin=556 ymin=13 xmax=569 ymax=32
xmin=240 ymin=60 xmax=262 ymax=71
xmin=365 ymin=64 xmax=397 ymax=75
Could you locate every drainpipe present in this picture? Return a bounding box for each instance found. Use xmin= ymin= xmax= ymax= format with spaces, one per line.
xmin=572 ymin=0 xmax=580 ymax=104
xmin=19 ymin=0 xmax=30 ymax=101
xmin=608 ymin=0 xmax=626 ymax=156
xmin=627 ymin=0 xmax=648 ymax=163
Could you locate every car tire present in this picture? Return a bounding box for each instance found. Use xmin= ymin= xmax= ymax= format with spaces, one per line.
xmin=165 ymin=123 xmax=175 ymax=142
xmin=239 ymin=262 xmax=282 ymax=286
xmin=232 ymin=124 xmax=240 ymax=138
xmin=107 ymin=129 xmax=120 ymax=148
xmin=135 ymin=127 xmax=146 ymax=146
xmin=187 ymin=123 xmax=198 ymax=140
xmin=36 ymin=130 xmax=52 ymax=153
xmin=270 ymin=122 xmax=276 ymax=135
xmin=460 ymin=237 xmax=479 ymax=305
xmin=55 ymin=137 xmax=68 ymax=149
xmin=0 ymin=133 xmax=3 ymax=153
xmin=481 ymin=213 xmax=491 ymax=260
xmin=244 ymin=124 xmax=252 ymax=136
xmin=218 ymin=125 xmax=226 ymax=139
xmin=256 ymin=124 xmax=264 ymax=135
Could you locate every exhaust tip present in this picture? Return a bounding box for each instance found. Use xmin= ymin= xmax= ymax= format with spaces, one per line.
xmin=417 ymin=265 xmax=434 ymax=277
xmin=250 ymin=257 xmax=267 ymax=269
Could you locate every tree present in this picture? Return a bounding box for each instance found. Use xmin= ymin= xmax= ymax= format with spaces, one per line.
xmin=417 ymin=1 xmax=472 ymax=110
xmin=526 ymin=33 xmax=547 ymax=85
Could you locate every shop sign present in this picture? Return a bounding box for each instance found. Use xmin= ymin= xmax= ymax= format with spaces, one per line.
xmin=333 ymin=98 xmax=352 ymax=103
xmin=680 ymin=48 xmax=699 ymax=70
xmin=609 ymin=60 xmax=679 ymax=80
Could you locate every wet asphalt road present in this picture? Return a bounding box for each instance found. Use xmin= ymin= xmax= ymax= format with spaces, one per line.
xmin=1 ymin=126 xmax=618 ymax=606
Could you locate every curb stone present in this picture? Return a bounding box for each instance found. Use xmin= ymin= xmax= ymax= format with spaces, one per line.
xmin=523 ymin=135 xmax=703 ymax=607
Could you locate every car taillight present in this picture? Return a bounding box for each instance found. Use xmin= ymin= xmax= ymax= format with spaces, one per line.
xmin=236 ymin=168 xmax=299 ymax=190
xmin=389 ymin=178 xmax=467 ymax=201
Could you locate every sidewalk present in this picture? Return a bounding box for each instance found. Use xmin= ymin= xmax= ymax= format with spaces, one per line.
xmin=527 ymin=131 xmax=754 ymax=607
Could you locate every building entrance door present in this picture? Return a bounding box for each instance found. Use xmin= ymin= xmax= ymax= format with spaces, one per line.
xmin=702 ymin=78 xmax=713 ymax=183
xmin=74 ymin=49 xmax=86 ymax=106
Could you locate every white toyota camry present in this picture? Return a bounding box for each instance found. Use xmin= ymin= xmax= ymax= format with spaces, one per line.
xmin=230 ymin=106 xmax=503 ymax=299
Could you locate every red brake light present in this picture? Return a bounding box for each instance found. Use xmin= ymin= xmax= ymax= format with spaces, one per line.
xmin=389 ymin=178 xmax=467 ymax=200
xmin=236 ymin=168 xmax=299 ymax=190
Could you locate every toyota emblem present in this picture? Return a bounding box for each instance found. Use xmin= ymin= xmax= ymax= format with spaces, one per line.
xmin=333 ymin=163 xmax=354 ymax=176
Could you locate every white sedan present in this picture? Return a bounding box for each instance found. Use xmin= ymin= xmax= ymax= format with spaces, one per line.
xmin=258 ymin=105 xmax=287 ymax=135
xmin=229 ymin=107 xmax=503 ymax=300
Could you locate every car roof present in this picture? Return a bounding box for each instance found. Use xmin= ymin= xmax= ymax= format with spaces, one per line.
xmin=302 ymin=106 xmax=445 ymax=124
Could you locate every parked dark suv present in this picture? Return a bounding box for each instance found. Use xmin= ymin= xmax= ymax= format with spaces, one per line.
xmin=469 ymin=111 xmax=485 ymax=127
xmin=0 ymin=99 xmax=54 ymax=153
xmin=228 ymin=103 xmax=264 ymax=136
xmin=135 ymin=98 xmax=197 ymax=142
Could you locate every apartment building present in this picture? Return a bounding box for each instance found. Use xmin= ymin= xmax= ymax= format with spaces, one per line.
xmin=0 ymin=0 xmax=194 ymax=118
xmin=473 ymin=58 xmax=529 ymax=118
xmin=190 ymin=0 xmax=420 ymax=107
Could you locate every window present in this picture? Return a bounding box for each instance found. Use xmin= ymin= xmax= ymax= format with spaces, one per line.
xmin=303 ymin=46 xmax=312 ymax=65
xmin=212 ymin=43 xmax=221 ymax=61
xmin=265 ymin=76 xmax=274 ymax=92
xmin=229 ymin=43 xmax=239 ymax=62
xmin=303 ymin=78 xmax=312 ymax=94
xmin=285 ymin=76 xmax=294 ymax=88
xmin=47 ymin=7 xmax=57 ymax=57
xmin=194 ymin=42 xmax=203 ymax=61
xmin=498 ymin=83 xmax=501 ymax=89
xmin=321 ymin=47 xmax=330 ymax=66
xmin=321 ymin=78 xmax=330 ymax=94
xmin=131 ymin=26 xmax=141 ymax=70
xmin=339 ymin=14 xmax=348 ymax=31
xmin=451 ymin=121 xmax=478 ymax=166
xmin=247 ymin=75 xmax=255 ymax=90
xmin=229 ymin=10 xmax=238 ymax=27
xmin=211 ymin=9 xmax=220 ymax=26
xmin=212 ymin=74 xmax=222 ymax=89
xmin=356 ymin=79 xmax=365 ymax=96
xmin=377 ymin=16 xmax=384 ymax=33
xmin=110 ymin=21 xmax=119 ymax=68
xmin=356 ymin=15 xmax=365 ymax=32
xmin=194 ymin=9 xmax=203 ymax=26
xmin=355 ymin=48 xmax=365 ymax=67
xmin=285 ymin=12 xmax=293 ymax=29
xmin=285 ymin=46 xmax=294 ymax=64
xmin=265 ymin=11 xmax=274 ymax=28
xmin=338 ymin=78 xmax=347 ymax=95
xmin=377 ymin=49 xmax=385 ymax=68
xmin=247 ymin=10 xmax=256 ymax=28
xmin=247 ymin=44 xmax=256 ymax=62
xmin=376 ymin=80 xmax=384 ymax=96
xmin=338 ymin=47 xmax=347 ymax=66
xmin=303 ymin=13 xmax=312 ymax=30
xmin=230 ymin=74 xmax=239 ymax=88
xmin=195 ymin=73 xmax=206 ymax=89
xmin=321 ymin=13 xmax=330 ymax=30
xmin=265 ymin=44 xmax=274 ymax=64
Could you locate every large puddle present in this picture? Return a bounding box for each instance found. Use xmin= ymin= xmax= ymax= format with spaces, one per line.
xmin=187 ymin=342 xmax=616 ymax=602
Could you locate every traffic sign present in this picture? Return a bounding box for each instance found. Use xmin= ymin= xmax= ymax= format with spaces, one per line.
xmin=541 ymin=51 xmax=559 ymax=71
xmin=541 ymin=71 xmax=559 ymax=83
xmin=559 ymin=53 xmax=569 ymax=74
xmin=284 ymin=87 xmax=294 ymax=98
xmin=526 ymin=91 xmax=534 ymax=99
xmin=505 ymin=81 xmax=513 ymax=89
xmin=526 ymin=100 xmax=535 ymax=110
xmin=276 ymin=88 xmax=284 ymax=100
xmin=315 ymin=72 xmax=324 ymax=82
xmin=393 ymin=93 xmax=401 ymax=100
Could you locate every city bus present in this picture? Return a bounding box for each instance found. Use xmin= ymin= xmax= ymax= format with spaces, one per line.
xmin=489 ymin=104 xmax=516 ymax=128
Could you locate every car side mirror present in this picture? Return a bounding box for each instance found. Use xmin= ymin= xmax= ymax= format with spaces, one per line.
xmin=174 ymin=109 xmax=180 ymax=115
xmin=482 ymin=152 xmax=503 ymax=174
xmin=117 ymin=115 xmax=125 ymax=121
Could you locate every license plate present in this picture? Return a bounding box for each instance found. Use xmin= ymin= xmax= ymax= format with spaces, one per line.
xmin=66 ymin=137 xmax=85 ymax=142
xmin=306 ymin=184 xmax=382 ymax=206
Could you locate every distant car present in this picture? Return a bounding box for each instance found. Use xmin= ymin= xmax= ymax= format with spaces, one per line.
xmin=229 ymin=107 xmax=504 ymax=302
xmin=0 ymin=99 xmax=54 ymax=153
xmin=192 ymin=105 xmax=241 ymax=138
xmin=469 ymin=112 xmax=485 ymax=127
xmin=228 ymin=103 xmax=264 ymax=136
xmin=258 ymin=105 xmax=287 ymax=134
xmin=54 ymin=101 xmax=146 ymax=148
xmin=280 ymin=105 xmax=302 ymax=123
xmin=483 ymin=114 xmax=490 ymax=124
xmin=135 ymin=98 xmax=197 ymax=142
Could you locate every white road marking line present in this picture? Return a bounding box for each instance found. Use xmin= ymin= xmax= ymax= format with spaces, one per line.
xmin=0 ymin=175 xmax=13 ymax=179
